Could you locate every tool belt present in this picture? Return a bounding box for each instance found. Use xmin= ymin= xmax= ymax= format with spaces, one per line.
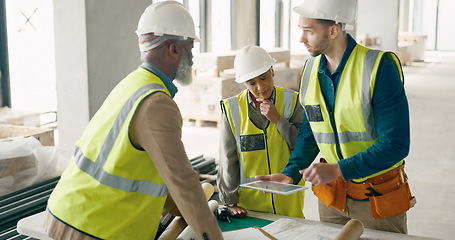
xmin=312 ymin=164 xmax=417 ymax=219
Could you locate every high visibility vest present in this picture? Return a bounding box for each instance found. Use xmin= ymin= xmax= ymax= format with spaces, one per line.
xmin=221 ymin=87 xmax=305 ymax=218
xmin=300 ymin=45 xmax=404 ymax=182
xmin=48 ymin=67 xmax=170 ymax=239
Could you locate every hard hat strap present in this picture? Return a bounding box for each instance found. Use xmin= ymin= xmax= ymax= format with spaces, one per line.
xmin=340 ymin=23 xmax=346 ymax=31
xmin=138 ymin=35 xmax=193 ymax=52
xmin=139 ymin=36 xmax=168 ymax=52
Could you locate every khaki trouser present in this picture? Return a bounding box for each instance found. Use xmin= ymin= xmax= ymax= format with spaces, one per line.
xmin=318 ymin=198 xmax=407 ymax=234
xmin=43 ymin=209 xmax=100 ymax=240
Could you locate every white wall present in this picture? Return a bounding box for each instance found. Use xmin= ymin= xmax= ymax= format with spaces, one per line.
xmin=5 ymin=0 xmax=57 ymax=114
xmin=399 ymin=0 xmax=412 ymax=32
xmin=357 ymin=0 xmax=400 ymax=53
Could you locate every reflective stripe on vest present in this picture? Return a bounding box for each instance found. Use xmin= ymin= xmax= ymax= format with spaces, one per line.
xmin=74 ymin=83 xmax=168 ymax=197
xmin=300 ymin=49 xmax=381 ymax=145
xmin=227 ymin=89 xmax=295 ymax=184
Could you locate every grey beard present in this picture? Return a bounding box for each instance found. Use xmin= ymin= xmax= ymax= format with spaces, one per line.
xmin=174 ymin=52 xmax=193 ymax=86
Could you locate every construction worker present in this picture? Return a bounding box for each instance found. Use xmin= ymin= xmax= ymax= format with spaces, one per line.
xmin=217 ymin=45 xmax=305 ymax=218
xmin=256 ymin=0 xmax=415 ymax=233
xmin=43 ymin=2 xmax=223 ymax=239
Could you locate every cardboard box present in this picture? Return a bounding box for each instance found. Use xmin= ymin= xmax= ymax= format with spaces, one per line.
xmin=174 ymin=76 xmax=228 ymax=126
xmin=357 ymin=34 xmax=382 ymax=48
xmin=0 ymin=124 xmax=55 ymax=146
xmin=398 ymin=42 xmax=413 ymax=66
xmin=399 ymin=32 xmax=427 ymax=62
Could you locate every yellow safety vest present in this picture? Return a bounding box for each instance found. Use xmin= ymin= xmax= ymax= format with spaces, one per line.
xmin=221 ymin=87 xmax=305 ymax=218
xmin=48 ymin=67 xmax=170 ymax=239
xmin=300 ymin=45 xmax=404 ymax=182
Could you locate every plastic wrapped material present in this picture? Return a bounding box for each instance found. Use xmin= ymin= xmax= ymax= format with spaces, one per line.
xmin=0 ymin=137 xmax=64 ymax=196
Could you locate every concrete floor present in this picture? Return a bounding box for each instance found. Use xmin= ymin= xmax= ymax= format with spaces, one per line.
xmin=180 ymin=51 xmax=455 ymax=240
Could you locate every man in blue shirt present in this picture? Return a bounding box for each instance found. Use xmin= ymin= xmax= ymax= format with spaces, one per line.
xmin=257 ymin=0 xmax=415 ymax=233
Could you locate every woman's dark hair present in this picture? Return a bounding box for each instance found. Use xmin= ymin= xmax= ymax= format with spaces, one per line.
xmin=316 ymin=19 xmax=344 ymax=31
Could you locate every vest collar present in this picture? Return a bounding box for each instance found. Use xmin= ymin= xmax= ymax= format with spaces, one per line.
xmin=318 ymin=33 xmax=358 ymax=76
xmin=140 ymin=63 xmax=178 ymax=98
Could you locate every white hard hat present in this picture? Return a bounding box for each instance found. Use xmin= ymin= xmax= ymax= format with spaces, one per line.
xmin=293 ymin=0 xmax=357 ymax=30
xmin=136 ymin=1 xmax=200 ymax=42
xmin=234 ymin=45 xmax=276 ymax=83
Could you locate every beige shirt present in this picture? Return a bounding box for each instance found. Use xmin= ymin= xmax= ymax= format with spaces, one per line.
xmin=217 ymin=88 xmax=304 ymax=205
xmin=44 ymin=91 xmax=223 ymax=240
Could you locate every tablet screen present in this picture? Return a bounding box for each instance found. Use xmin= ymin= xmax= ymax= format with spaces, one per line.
xmin=240 ymin=180 xmax=308 ymax=195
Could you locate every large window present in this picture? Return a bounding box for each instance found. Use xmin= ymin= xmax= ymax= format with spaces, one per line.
xmin=2 ymin=0 xmax=56 ymax=115
xmin=412 ymin=0 xmax=455 ymax=51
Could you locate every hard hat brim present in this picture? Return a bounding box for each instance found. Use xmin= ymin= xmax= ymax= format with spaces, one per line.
xmin=235 ymin=65 xmax=273 ymax=83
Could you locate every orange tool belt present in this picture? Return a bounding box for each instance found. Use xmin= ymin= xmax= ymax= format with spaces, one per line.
xmin=312 ymin=164 xmax=417 ymax=219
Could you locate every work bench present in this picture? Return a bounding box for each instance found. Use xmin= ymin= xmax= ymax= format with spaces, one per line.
xmin=15 ymin=208 xmax=438 ymax=240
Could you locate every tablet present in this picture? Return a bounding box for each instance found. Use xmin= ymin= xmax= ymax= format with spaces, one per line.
xmin=240 ymin=180 xmax=308 ymax=195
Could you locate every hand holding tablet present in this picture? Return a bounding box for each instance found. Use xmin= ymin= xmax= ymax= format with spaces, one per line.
xmin=240 ymin=180 xmax=308 ymax=195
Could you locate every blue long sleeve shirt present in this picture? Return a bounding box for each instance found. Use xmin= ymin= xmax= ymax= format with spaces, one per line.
xmin=282 ymin=34 xmax=410 ymax=183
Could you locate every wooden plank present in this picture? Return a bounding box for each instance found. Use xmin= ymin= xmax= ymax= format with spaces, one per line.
xmin=0 ymin=124 xmax=55 ymax=146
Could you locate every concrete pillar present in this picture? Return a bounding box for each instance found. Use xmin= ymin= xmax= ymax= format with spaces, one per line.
xmin=53 ymin=0 xmax=148 ymax=158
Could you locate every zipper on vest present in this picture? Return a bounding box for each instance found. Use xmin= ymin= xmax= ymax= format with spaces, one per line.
xmin=263 ymin=128 xmax=277 ymax=215
xmin=329 ymin=110 xmax=344 ymax=160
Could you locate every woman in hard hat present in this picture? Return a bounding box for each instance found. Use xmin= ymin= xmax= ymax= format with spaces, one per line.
xmin=217 ymin=45 xmax=306 ymax=218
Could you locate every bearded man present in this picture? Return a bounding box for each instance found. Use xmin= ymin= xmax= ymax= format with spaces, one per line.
xmin=43 ymin=2 xmax=223 ymax=239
